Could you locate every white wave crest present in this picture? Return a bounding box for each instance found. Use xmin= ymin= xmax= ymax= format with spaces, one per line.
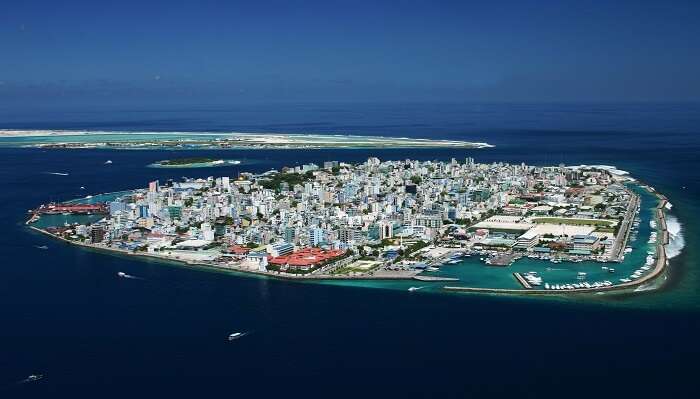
xmin=665 ymin=214 xmax=685 ymax=259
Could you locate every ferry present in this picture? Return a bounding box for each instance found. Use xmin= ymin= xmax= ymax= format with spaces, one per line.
xmin=228 ymin=332 xmax=246 ymax=341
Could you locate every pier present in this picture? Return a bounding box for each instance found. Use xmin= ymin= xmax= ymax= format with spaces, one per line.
xmin=413 ymin=276 xmax=459 ymax=282
xmin=513 ymin=272 xmax=532 ymax=289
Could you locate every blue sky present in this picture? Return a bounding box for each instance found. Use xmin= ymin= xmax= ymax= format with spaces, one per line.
xmin=1 ymin=0 xmax=699 ymax=106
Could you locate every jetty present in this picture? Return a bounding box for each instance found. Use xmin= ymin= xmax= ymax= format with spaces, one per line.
xmin=413 ymin=276 xmax=459 ymax=282
xmin=513 ymin=273 xmax=532 ymax=289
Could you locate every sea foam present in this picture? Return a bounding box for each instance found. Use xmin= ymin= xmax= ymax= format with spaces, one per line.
xmin=665 ymin=214 xmax=685 ymax=259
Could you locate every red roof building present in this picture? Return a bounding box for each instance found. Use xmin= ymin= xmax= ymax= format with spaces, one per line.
xmin=269 ymin=248 xmax=345 ymax=268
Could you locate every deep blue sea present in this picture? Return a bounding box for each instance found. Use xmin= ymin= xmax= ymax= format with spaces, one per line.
xmin=1 ymin=102 xmax=699 ymax=398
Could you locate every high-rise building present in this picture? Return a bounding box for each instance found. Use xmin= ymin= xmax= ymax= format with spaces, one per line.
xmin=148 ymin=180 xmax=159 ymax=193
xmin=379 ymin=221 xmax=393 ymax=240
xmin=309 ymin=228 xmax=324 ymax=247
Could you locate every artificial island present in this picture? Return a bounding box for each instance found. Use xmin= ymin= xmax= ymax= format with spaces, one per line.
xmin=27 ymin=158 xmax=672 ymax=295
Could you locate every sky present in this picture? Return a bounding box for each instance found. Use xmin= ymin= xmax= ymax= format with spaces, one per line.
xmin=1 ymin=0 xmax=699 ymax=107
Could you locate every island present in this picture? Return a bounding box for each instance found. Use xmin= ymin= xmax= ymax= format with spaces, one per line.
xmin=149 ymin=158 xmax=241 ymax=168
xmin=0 ymin=130 xmax=493 ymax=150
xmin=27 ymin=158 xmax=672 ymax=295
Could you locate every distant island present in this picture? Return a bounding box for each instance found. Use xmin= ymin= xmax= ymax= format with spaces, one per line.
xmin=0 ymin=130 xmax=493 ymax=150
xmin=149 ymin=158 xmax=241 ymax=168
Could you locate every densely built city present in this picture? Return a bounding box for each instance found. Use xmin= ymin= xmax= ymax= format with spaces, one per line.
xmin=29 ymin=158 xmax=668 ymax=293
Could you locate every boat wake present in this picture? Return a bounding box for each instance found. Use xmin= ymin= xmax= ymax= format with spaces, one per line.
xmin=117 ymin=271 xmax=142 ymax=280
xmin=665 ymin=214 xmax=685 ymax=259
xmin=16 ymin=374 xmax=44 ymax=384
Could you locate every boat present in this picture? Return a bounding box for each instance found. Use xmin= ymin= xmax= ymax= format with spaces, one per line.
xmin=117 ymin=272 xmax=128 ymax=278
xmin=408 ymin=286 xmax=424 ymax=292
xmin=104 ymin=160 xmax=113 ymax=164
xmin=426 ymin=267 xmax=440 ymax=272
xmin=228 ymin=332 xmax=246 ymax=341
xmin=34 ymin=245 xmax=49 ymax=250
xmin=85 ymin=195 xmax=93 ymax=199
xmin=608 ymin=268 xmax=616 ymax=273
xmin=80 ymin=186 xmax=86 ymax=190
xmin=20 ymin=374 xmax=44 ymax=383
xmin=448 ymin=260 xmax=460 ymax=264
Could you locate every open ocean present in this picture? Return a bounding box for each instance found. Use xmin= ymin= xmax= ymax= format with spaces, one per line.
xmin=1 ymin=102 xmax=699 ymax=398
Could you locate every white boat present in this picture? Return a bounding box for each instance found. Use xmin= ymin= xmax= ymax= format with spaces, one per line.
xmin=20 ymin=374 xmax=44 ymax=383
xmin=34 ymin=245 xmax=49 ymax=250
xmin=104 ymin=160 xmax=113 ymax=164
xmin=117 ymin=272 xmax=128 ymax=278
xmin=408 ymin=286 xmax=424 ymax=292
xmin=426 ymin=267 xmax=440 ymax=272
xmin=228 ymin=332 xmax=246 ymax=341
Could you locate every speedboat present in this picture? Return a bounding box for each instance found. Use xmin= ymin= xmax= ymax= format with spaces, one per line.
xmin=117 ymin=272 xmax=128 ymax=278
xmin=228 ymin=332 xmax=246 ymax=341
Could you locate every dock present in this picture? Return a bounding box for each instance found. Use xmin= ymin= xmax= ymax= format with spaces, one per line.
xmin=513 ymin=272 xmax=532 ymax=289
xmin=413 ymin=276 xmax=459 ymax=282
